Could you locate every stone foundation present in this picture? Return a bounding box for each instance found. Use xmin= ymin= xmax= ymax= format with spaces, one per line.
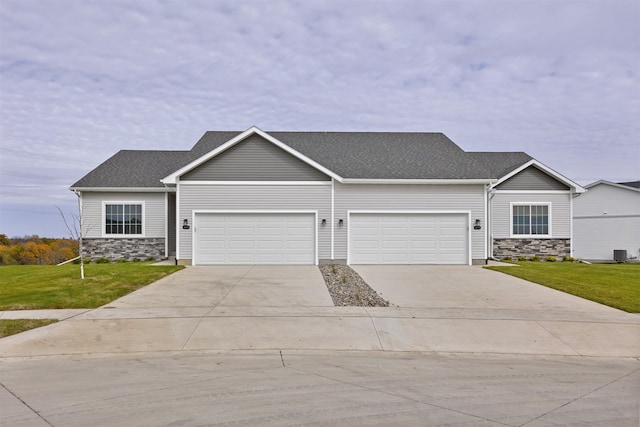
xmin=493 ymin=238 xmax=570 ymax=260
xmin=82 ymin=238 xmax=165 ymax=261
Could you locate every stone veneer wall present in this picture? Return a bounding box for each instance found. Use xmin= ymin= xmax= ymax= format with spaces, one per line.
xmin=83 ymin=238 xmax=165 ymax=261
xmin=493 ymin=238 xmax=570 ymax=260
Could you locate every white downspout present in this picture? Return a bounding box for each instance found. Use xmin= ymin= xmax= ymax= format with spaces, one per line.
xmin=73 ymin=190 xmax=85 ymax=279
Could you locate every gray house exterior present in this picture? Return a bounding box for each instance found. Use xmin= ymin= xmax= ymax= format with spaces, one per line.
xmin=573 ymin=180 xmax=640 ymax=261
xmin=71 ymin=127 xmax=585 ymax=265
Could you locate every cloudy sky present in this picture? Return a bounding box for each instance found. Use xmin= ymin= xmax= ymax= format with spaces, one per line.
xmin=1 ymin=0 xmax=638 ymax=237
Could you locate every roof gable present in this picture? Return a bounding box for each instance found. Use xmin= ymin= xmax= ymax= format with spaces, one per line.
xmin=181 ymin=133 xmax=330 ymax=181
xmin=496 ymin=165 xmax=570 ymax=191
xmin=162 ymin=127 xmax=341 ymax=184
xmin=586 ymin=180 xmax=640 ymax=193
xmin=492 ymin=159 xmax=585 ymax=193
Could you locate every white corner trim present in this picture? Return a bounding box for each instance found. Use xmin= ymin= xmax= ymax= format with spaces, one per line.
xmin=164 ymin=192 xmax=168 ymax=258
xmin=492 ymin=160 xmax=586 ymax=193
xmin=331 ymin=178 xmax=335 ymax=260
xmin=161 ymin=126 xmax=343 ymax=184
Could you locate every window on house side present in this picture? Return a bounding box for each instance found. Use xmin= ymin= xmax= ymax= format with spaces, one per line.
xmin=512 ymin=204 xmax=548 ymax=236
xmin=105 ymin=203 xmax=142 ymax=235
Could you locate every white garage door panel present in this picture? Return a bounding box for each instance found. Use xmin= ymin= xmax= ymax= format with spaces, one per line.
xmin=350 ymin=213 xmax=468 ymax=265
xmin=195 ymin=213 xmax=315 ymax=265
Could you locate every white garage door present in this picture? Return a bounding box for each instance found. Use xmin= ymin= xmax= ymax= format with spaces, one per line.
xmin=349 ymin=213 xmax=468 ymax=264
xmin=194 ymin=213 xmax=315 ymax=265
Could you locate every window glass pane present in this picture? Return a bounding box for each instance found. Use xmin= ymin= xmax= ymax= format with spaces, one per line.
xmin=512 ymin=205 xmax=530 ymax=235
xmin=105 ymin=203 xmax=142 ymax=235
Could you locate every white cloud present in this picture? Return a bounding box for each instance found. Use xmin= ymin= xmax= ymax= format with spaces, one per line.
xmin=1 ymin=0 xmax=638 ymax=235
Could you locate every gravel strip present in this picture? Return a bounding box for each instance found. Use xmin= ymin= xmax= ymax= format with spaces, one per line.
xmin=319 ymin=264 xmax=390 ymax=307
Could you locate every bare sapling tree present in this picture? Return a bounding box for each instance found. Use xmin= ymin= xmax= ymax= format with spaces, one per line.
xmin=56 ymin=192 xmax=89 ymax=279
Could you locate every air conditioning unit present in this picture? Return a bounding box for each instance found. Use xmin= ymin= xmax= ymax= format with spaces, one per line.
xmin=613 ymin=250 xmax=627 ymax=263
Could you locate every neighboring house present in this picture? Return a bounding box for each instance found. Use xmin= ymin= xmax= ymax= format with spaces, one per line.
xmin=573 ymin=180 xmax=640 ymax=261
xmin=70 ymin=126 xmax=585 ymax=265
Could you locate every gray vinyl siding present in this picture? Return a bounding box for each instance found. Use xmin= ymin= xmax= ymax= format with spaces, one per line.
xmin=497 ymin=166 xmax=569 ymax=191
xmin=572 ymin=184 xmax=640 ymax=260
xmin=491 ymin=193 xmax=572 ymax=238
xmin=81 ymin=192 xmax=166 ymax=238
xmin=178 ymin=184 xmax=331 ymax=260
xmin=334 ymin=183 xmax=486 ymax=260
xmin=182 ymin=134 xmax=330 ymax=181
xmin=167 ymin=193 xmax=176 ymax=255
xmin=573 ymin=184 xmax=640 ymax=217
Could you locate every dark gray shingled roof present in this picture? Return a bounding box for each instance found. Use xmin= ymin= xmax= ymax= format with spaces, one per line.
xmin=618 ymin=180 xmax=640 ymax=189
xmin=71 ymin=131 xmax=533 ymax=187
xmin=71 ymin=150 xmax=188 ymax=188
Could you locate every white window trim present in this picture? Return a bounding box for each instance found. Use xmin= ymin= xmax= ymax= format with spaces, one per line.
xmin=510 ymin=202 xmax=552 ymax=238
xmin=102 ymin=201 xmax=146 ymax=238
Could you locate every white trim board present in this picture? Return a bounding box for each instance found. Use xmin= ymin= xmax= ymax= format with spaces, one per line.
xmin=178 ymin=181 xmax=331 ymax=186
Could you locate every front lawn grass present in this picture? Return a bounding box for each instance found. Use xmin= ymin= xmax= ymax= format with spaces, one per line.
xmin=0 ymin=319 xmax=58 ymax=338
xmin=486 ymin=262 xmax=640 ymax=313
xmin=0 ymin=262 xmax=184 ymax=310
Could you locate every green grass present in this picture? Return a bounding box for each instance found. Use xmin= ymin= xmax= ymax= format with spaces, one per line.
xmin=486 ymin=262 xmax=640 ymax=313
xmin=0 ymin=262 xmax=184 ymax=310
xmin=0 ymin=319 xmax=58 ymax=338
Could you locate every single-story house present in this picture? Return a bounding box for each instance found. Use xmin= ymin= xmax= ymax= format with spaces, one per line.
xmin=70 ymin=126 xmax=585 ymax=265
xmin=573 ymin=180 xmax=640 ymax=261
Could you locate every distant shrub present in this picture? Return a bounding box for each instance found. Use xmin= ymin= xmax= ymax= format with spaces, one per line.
xmin=563 ymin=256 xmax=576 ymax=262
xmin=518 ymin=256 xmax=527 ymax=262
xmin=116 ymin=258 xmax=128 ymax=263
xmin=146 ymin=257 xmax=156 ymax=261
xmin=545 ymin=256 xmax=557 ymax=262
xmin=132 ymin=258 xmax=141 ymax=262
xmin=95 ymin=257 xmax=110 ymax=264
xmin=529 ymin=255 xmax=540 ymax=262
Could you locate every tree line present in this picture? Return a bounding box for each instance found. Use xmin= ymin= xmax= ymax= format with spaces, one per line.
xmin=0 ymin=234 xmax=79 ymax=265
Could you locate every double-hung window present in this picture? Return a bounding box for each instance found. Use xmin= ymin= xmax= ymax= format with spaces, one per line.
xmin=512 ymin=204 xmax=549 ymax=236
xmin=105 ymin=203 xmax=143 ymax=236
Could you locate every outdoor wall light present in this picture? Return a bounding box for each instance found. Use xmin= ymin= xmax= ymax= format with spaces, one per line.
xmin=338 ymin=219 xmax=344 ymax=227
xmin=321 ymin=219 xmax=327 ymax=227
xmin=183 ymin=219 xmax=190 ymax=230
xmin=474 ymin=219 xmax=481 ymax=230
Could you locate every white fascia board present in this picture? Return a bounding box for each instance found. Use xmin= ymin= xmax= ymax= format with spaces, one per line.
xmin=585 ymin=180 xmax=640 ymax=193
xmin=491 ymin=159 xmax=586 ymax=193
xmin=178 ymin=181 xmax=331 ymax=186
xmin=69 ymin=187 xmax=175 ymax=193
xmin=161 ymin=126 xmax=343 ymax=184
xmin=341 ymin=178 xmax=495 ymax=185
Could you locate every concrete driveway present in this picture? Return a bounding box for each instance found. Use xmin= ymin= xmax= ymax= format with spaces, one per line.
xmin=0 ymin=264 xmax=637 ymax=358
xmin=1 ymin=264 xmax=639 ymax=426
